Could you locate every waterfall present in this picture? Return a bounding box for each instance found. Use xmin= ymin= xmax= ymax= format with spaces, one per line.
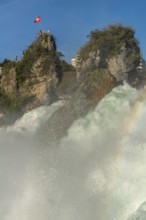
xmin=0 ymin=84 xmax=146 ymax=220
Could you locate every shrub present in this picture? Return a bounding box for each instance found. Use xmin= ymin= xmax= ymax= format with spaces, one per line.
xmin=16 ymin=33 xmax=62 ymax=86
xmin=0 ymin=59 xmax=16 ymax=75
xmin=60 ymin=60 xmax=75 ymax=72
xmin=78 ymin=24 xmax=140 ymax=62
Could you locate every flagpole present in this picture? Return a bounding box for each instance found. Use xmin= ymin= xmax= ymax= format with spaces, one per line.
xmin=34 ymin=16 xmax=42 ymax=34
xmin=39 ymin=21 xmax=42 ymax=32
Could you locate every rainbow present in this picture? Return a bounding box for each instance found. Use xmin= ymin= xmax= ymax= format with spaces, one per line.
xmin=124 ymin=101 xmax=145 ymax=135
xmin=112 ymin=90 xmax=146 ymax=166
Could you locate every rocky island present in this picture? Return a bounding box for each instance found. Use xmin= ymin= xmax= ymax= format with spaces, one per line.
xmin=0 ymin=24 xmax=145 ymax=136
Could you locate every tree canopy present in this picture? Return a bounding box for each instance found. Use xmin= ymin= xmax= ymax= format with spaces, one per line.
xmin=78 ymin=24 xmax=140 ymax=61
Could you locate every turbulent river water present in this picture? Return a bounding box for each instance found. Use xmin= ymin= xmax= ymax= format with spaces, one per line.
xmin=0 ymin=83 xmax=146 ymax=220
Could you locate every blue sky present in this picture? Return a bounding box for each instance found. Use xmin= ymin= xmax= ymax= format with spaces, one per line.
xmin=0 ymin=0 xmax=146 ymax=63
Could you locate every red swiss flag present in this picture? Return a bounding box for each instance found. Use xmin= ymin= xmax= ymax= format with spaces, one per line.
xmin=34 ymin=16 xmax=41 ymax=23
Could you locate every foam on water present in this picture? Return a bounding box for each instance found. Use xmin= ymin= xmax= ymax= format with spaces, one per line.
xmin=0 ymin=84 xmax=146 ymax=220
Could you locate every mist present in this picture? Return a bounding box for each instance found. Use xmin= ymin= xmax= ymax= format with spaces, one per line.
xmin=0 ymin=84 xmax=146 ymax=220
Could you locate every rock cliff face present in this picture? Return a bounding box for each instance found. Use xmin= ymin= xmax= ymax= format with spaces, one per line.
xmin=107 ymin=46 xmax=136 ymax=81
xmin=73 ymin=25 xmax=145 ymax=113
xmin=42 ymin=25 xmax=146 ymax=144
xmin=0 ymin=24 xmax=146 ymax=132
xmin=76 ymin=25 xmax=145 ymax=89
xmin=76 ymin=46 xmax=139 ymax=83
xmin=0 ymin=32 xmax=62 ymax=116
xmin=0 ymin=67 xmax=17 ymax=98
xmin=17 ymin=32 xmax=62 ymax=110
xmin=76 ymin=53 xmax=141 ymax=89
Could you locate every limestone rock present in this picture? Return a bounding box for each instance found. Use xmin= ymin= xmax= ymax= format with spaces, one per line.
xmin=0 ymin=32 xmax=62 ymax=121
xmin=1 ymin=67 xmax=17 ymax=98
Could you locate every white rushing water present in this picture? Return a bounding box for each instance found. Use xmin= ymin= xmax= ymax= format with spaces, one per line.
xmin=0 ymin=84 xmax=146 ymax=220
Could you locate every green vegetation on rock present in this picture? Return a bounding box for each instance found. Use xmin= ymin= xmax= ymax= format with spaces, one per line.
xmin=16 ymin=33 xmax=62 ymax=85
xmin=0 ymin=32 xmax=64 ymax=115
xmin=77 ymin=24 xmax=140 ymax=62
xmin=0 ymin=59 xmax=16 ymax=75
xmin=60 ymin=60 xmax=75 ymax=72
